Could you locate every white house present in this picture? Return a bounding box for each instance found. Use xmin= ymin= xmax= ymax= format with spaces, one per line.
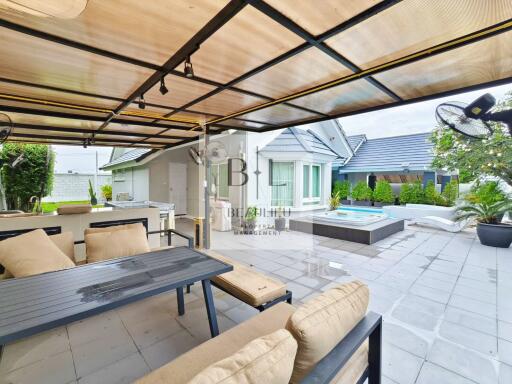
xmin=101 ymin=120 xmax=350 ymax=226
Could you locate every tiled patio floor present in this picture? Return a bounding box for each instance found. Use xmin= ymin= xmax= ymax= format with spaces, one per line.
xmin=1 ymin=219 xmax=511 ymax=384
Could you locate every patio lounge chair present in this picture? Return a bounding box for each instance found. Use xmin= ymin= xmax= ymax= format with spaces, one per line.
xmin=410 ymin=216 xmax=469 ymax=233
xmin=135 ymin=281 xmax=382 ymax=384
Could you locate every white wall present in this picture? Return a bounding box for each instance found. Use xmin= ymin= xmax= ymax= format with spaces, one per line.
xmin=44 ymin=173 xmax=112 ymax=202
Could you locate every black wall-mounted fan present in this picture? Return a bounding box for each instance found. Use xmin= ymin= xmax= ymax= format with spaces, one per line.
xmin=0 ymin=113 xmax=13 ymax=144
xmin=436 ymin=93 xmax=512 ymax=139
xmin=188 ymin=141 xmax=227 ymax=165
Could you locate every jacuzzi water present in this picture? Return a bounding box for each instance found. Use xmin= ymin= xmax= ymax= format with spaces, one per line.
xmin=312 ymin=207 xmax=388 ymax=226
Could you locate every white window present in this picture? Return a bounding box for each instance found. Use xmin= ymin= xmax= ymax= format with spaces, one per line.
xmin=303 ymin=164 xmax=321 ymax=204
xmin=113 ymin=169 xmax=125 ymax=182
xmin=270 ymin=161 xmax=294 ymax=207
xmin=211 ymin=163 xmax=229 ymax=200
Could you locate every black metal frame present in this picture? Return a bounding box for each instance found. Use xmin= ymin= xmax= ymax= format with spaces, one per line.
xmin=0 ymin=0 xmax=510 ymax=148
xmin=300 ymin=312 xmax=382 ymax=384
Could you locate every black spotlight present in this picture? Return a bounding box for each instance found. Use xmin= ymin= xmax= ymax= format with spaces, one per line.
xmin=138 ymin=93 xmax=146 ymax=109
xmin=184 ymin=56 xmax=194 ymax=78
xmin=159 ymin=77 xmax=168 ymax=95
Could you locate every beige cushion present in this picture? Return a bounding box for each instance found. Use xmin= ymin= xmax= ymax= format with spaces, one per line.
xmin=135 ymin=302 xmax=295 ymax=384
xmin=50 ymin=232 xmax=75 ymax=261
xmin=57 ymin=204 xmax=92 ymax=215
xmin=206 ymin=250 xmax=287 ymax=307
xmin=286 ymin=281 xmax=369 ymax=383
xmin=85 ymin=223 xmax=150 ymax=263
xmin=188 ymin=329 xmax=297 ymax=384
xmin=0 ymin=229 xmax=75 ymax=278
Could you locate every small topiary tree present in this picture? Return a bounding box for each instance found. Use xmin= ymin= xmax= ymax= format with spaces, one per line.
xmin=333 ymin=180 xmax=350 ymax=200
xmin=351 ymin=180 xmax=372 ymax=201
xmin=441 ymin=179 xmax=459 ymax=206
xmin=373 ymin=180 xmax=394 ymax=204
xmin=1 ymin=143 xmax=55 ymax=212
xmin=399 ymin=183 xmax=411 ymax=204
xmin=423 ymin=180 xmax=438 ymax=205
xmin=408 ymin=182 xmax=425 ymax=204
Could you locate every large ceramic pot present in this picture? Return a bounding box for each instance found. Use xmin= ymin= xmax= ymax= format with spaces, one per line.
xmin=275 ymin=217 xmax=286 ymax=232
xmin=373 ymin=202 xmax=393 ymax=207
xmin=476 ymin=223 xmax=512 ymax=248
xmin=353 ymin=200 xmax=372 ymax=207
xmin=341 ymin=199 xmax=351 ymax=205
xmin=90 ymin=197 xmax=98 ymax=206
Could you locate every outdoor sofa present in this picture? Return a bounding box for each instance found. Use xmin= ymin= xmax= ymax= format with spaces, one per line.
xmin=135 ymin=280 xmax=381 ymax=384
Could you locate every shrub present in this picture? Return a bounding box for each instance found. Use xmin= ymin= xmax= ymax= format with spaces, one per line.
xmin=0 ymin=143 xmax=55 ymax=212
xmin=333 ymin=180 xmax=350 ymax=200
xmin=373 ymin=180 xmax=394 ymax=203
xmin=399 ymin=183 xmax=411 ymax=204
xmin=351 ymin=181 xmax=372 ymax=201
xmin=441 ymin=179 xmax=459 ymax=206
xmin=423 ymin=180 xmax=437 ymax=205
xmin=329 ymin=191 xmax=341 ymax=210
xmin=101 ymin=184 xmax=112 ymax=201
xmin=408 ymin=182 xmax=425 ymax=204
xmin=465 ymin=180 xmax=505 ymax=205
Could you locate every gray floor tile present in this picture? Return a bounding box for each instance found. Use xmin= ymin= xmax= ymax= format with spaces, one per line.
xmin=78 ymin=353 xmax=149 ymax=384
xmin=0 ymin=350 xmax=76 ymax=384
xmin=140 ymin=330 xmax=200 ymax=370
xmin=416 ymin=362 xmax=475 ymax=384
xmin=123 ymin=313 xmax=184 ymax=349
xmin=295 ymin=275 xmax=331 ymax=290
xmin=498 ymin=338 xmax=512 ymax=366
xmin=400 ymin=294 xmax=445 ymax=317
xmin=409 ymin=283 xmax=451 ymax=304
xmin=499 ymin=321 xmax=512 ymax=342
xmin=453 ymin=283 xmax=497 ymax=305
xmin=448 ymin=295 xmax=496 ymax=318
xmin=383 ymin=322 xmax=429 ymax=358
xmin=414 ymin=274 xmax=455 ymax=292
xmin=392 ymin=305 xmax=440 ymax=331
xmin=439 ymin=320 xmax=497 ymax=356
xmin=382 ymin=343 xmax=423 ymax=384
xmin=444 ymin=307 xmax=497 ymax=336
xmin=273 ymin=266 xmax=304 ymax=280
xmin=428 ymin=339 xmax=497 ymax=384
xmin=286 ymin=281 xmax=314 ymax=299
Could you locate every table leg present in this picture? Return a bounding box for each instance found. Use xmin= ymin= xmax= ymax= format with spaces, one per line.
xmin=176 ymin=287 xmax=185 ymax=316
xmin=201 ymin=279 xmax=219 ymax=337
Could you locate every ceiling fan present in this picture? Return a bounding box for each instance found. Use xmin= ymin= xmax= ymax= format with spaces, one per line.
xmin=436 ymin=93 xmax=512 ymax=139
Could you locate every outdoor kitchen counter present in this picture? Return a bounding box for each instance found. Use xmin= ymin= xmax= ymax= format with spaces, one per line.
xmin=0 ymin=207 xmax=161 ymax=262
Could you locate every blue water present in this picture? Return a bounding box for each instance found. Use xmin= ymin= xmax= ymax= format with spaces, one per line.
xmin=336 ymin=206 xmax=384 ymax=214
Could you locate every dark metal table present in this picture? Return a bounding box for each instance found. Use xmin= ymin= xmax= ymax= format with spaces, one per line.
xmin=0 ymin=246 xmax=232 ymax=352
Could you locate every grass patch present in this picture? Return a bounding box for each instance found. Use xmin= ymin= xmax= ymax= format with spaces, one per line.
xmin=41 ymin=200 xmax=103 ymax=213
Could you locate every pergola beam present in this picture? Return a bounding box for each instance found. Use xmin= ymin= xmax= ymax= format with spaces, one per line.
xmin=246 ymin=0 xmax=402 ymax=101
xmin=10 ymin=132 xmax=169 ymax=146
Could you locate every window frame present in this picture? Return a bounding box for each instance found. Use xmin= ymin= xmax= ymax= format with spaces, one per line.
xmin=270 ymin=160 xmax=295 ymax=208
xmin=211 ymin=162 xmax=229 ymax=200
xmin=302 ymin=163 xmax=321 ymax=203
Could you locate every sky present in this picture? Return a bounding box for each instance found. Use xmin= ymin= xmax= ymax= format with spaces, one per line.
xmin=338 ymin=83 xmax=511 ymax=138
xmin=52 ymin=82 xmax=512 ymax=173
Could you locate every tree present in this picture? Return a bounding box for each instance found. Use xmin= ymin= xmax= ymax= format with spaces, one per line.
xmin=431 ymin=91 xmax=512 ymax=186
xmin=423 ymin=180 xmax=437 ymax=205
xmin=1 ymin=143 xmax=55 ymax=211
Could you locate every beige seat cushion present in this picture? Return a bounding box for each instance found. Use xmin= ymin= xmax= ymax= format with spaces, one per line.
xmin=135 ymin=302 xmax=296 ymax=384
xmin=50 ymin=232 xmax=75 ymax=261
xmin=57 ymin=204 xmax=92 ymax=215
xmin=206 ymin=250 xmax=287 ymax=307
xmin=188 ymin=329 xmax=297 ymax=384
xmin=0 ymin=229 xmax=75 ymax=278
xmin=85 ymin=223 xmax=150 ymax=263
xmin=84 ymin=223 xmax=137 ymax=236
xmin=286 ymin=281 xmax=369 ymax=383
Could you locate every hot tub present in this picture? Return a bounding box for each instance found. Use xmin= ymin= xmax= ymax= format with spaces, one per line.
xmin=312 ymin=208 xmax=388 ymax=226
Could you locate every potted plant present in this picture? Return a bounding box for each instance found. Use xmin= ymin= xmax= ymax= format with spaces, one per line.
xmin=333 ymin=180 xmax=351 ymax=205
xmin=351 ymin=181 xmax=373 ymax=206
xmin=329 ymin=191 xmax=341 ymax=211
xmin=274 ymin=206 xmax=286 ymax=232
xmin=88 ymin=180 xmax=97 ymax=206
xmin=101 ymin=184 xmax=112 ymax=201
xmin=455 ymin=200 xmax=512 ymax=248
xmin=373 ymin=180 xmax=395 ymax=207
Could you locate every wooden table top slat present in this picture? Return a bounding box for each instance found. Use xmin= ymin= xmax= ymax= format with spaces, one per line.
xmin=0 ymin=247 xmax=232 ymax=345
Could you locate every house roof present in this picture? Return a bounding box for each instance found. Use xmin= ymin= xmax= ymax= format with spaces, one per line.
xmin=260 ymin=128 xmax=341 ymax=159
xmin=338 ymin=133 xmax=434 ymax=173
xmin=100 ymin=148 xmax=152 ymax=170
xmin=346 ymin=134 xmax=366 ymax=151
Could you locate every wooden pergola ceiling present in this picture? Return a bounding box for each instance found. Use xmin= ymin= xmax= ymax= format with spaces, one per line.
xmin=0 ymin=0 xmax=511 ymax=149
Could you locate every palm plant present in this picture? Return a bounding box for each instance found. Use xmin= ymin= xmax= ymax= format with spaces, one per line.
xmin=329 ymin=191 xmax=341 ymax=210
xmin=455 ymin=200 xmax=512 ymax=224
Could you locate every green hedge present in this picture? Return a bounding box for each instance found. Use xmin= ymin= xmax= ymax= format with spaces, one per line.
xmin=351 ymin=180 xmax=373 ymax=201
xmin=373 ymin=180 xmax=395 ymax=203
